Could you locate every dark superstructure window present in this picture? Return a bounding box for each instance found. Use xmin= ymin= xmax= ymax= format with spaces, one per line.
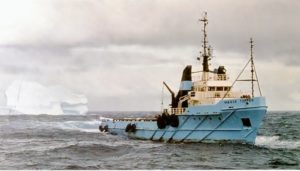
xmin=191 ymin=91 xmax=195 ymax=97
xmin=241 ymin=118 xmax=251 ymax=127
xmin=224 ymin=87 xmax=231 ymax=91
xmin=208 ymin=87 xmax=215 ymax=91
xmin=216 ymin=87 xmax=223 ymax=91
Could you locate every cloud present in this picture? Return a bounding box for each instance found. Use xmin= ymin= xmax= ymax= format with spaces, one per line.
xmin=0 ymin=44 xmax=194 ymax=110
xmin=0 ymin=0 xmax=299 ymax=111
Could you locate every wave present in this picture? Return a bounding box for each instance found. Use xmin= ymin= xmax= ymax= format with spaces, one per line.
xmin=57 ymin=116 xmax=113 ymax=133
xmin=56 ymin=120 xmax=102 ymax=133
xmin=1 ymin=119 xmax=103 ymax=133
xmin=255 ymin=136 xmax=300 ymax=149
xmin=99 ymin=116 xmax=113 ymax=121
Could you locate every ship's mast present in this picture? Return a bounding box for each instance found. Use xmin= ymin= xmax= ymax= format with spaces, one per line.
xmin=200 ymin=12 xmax=209 ymax=73
xmin=250 ymin=38 xmax=254 ymax=98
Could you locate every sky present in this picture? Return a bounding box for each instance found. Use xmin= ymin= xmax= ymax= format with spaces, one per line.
xmin=0 ymin=0 xmax=299 ymax=111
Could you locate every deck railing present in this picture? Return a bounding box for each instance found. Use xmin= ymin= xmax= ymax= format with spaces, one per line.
xmin=214 ymin=74 xmax=228 ymax=80
xmin=192 ymin=74 xmax=228 ymax=81
xmin=170 ymin=108 xmax=186 ymax=115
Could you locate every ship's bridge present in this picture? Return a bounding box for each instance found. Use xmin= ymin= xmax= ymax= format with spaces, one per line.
xmin=187 ymin=71 xmax=244 ymax=106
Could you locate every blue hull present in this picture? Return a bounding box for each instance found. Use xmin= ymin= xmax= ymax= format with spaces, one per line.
xmin=100 ymin=97 xmax=267 ymax=144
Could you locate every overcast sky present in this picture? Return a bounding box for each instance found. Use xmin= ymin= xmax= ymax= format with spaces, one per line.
xmin=0 ymin=0 xmax=299 ymax=111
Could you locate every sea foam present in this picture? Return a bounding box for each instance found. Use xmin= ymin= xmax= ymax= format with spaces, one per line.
xmin=255 ymin=136 xmax=300 ymax=149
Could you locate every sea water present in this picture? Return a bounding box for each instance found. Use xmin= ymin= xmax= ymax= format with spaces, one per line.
xmin=0 ymin=111 xmax=299 ymax=169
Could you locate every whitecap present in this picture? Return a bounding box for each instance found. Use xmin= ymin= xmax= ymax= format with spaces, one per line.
xmin=58 ymin=120 xmax=102 ymax=133
xmin=255 ymin=136 xmax=300 ymax=149
xmin=99 ymin=116 xmax=113 ymax=121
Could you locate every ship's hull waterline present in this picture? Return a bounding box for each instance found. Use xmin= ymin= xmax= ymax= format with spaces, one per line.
xmin=100 ymin=97 xmax=267 ymax=144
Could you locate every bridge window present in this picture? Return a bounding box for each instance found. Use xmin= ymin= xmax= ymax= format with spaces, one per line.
xmin=208 ymin=87 xmax=215 ymax=91
xmin=224 ymin=87 xmax=231 ymax=91
xmin=216 ymin=87 xmax=223 ymax=91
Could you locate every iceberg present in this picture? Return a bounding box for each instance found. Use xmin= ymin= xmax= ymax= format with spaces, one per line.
xmin=5 ymin=80 xmax=88 ymax=115
xmin=0 ymin=106 xmax=22 ymax=115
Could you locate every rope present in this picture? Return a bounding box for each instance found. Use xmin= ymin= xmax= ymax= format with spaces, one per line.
xmin=253 ymin=63 xmax=262 ymax=96
xmin=222 ymin=58 xmax=251 ymax=100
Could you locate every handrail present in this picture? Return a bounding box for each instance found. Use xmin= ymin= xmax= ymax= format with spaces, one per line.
xmin=169 ymin=108 xmax=186 ymax=115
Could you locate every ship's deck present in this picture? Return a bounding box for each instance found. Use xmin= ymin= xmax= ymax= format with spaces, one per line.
xmin=112 ymin=117 xmax=157 ymax=122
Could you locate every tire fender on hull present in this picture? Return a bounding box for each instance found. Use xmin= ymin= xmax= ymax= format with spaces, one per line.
xmin=157 ymin=113 xmax=179 ymax=129
xmin=125 ymin=123 xmax=137 ymax=133
xmin=157 ymin=115 xmax=166 ymax=129
xmin=99 ymin=125 xmax=109 ymax=132
xmin=170 ymin=114 xmax=179 ymax=127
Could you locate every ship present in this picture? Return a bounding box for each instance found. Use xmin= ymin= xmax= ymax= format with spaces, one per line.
xmin=99 ymin=13 xmax=267 ymax=144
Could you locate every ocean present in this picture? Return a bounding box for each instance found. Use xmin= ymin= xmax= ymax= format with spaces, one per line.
xmin=0 ymin=111 xmax=299 ymax=169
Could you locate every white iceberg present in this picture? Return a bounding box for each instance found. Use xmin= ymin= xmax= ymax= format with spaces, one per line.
xmin=0 ymin=106 xmax=22 ymax=115
xmin=5 ymin=80 xmax=88 ymax=115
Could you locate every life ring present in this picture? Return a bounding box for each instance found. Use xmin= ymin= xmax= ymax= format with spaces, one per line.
xmin=125 ymin=123 xmax=132 ymax=132
xmin=170 ymin=114 xmax=179 ymax=127
xmin=157 ymin=115 xmax=166 ymax=129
